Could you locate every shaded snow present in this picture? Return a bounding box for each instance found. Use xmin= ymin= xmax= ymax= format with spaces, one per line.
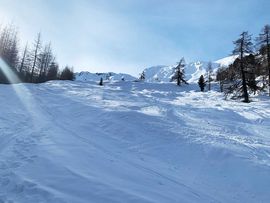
xmin=0 ymin=81 xmax=269 ymax=203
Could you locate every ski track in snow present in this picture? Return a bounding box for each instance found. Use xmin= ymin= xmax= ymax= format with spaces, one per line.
xmin=0 ymin=81 xmax=270 ymax=203
xmin=0 ymin=87 xmax=62 ymax=203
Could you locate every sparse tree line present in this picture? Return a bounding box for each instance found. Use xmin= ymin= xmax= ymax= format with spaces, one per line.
xmin=216 ymin=25 xmax=270 ymax=102
xmin=0 ymin=24 xmax=74 ymax=84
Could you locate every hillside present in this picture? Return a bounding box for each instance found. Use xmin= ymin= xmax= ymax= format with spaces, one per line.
xmin=0 ymin=81 xmax=269 ymax=203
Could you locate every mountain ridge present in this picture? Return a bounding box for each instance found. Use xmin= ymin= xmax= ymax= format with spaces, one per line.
xmin=75 ymin=55 xmax=237 ymax=83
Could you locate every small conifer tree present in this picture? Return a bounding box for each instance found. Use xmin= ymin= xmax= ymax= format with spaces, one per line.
xmin=139 ymin=71 xmax=145 ymax=81
xmin=198 ymin=75 xmax=206 ymax=92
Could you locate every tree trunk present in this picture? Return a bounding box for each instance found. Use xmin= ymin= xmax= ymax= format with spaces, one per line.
xmin=208 ymin=74 xmax=211 ymax=91
xmin=30 ymin=51 xmax=38 ymax=82
xmin=266 ymin=33 xmax=270 ymax=96
xmin=19 ymin=45 xmax=27 ymax=73
xmin=30 ymin=34 xmax=41 ymax=83
xmin=177 ymin=68 xmax=180 ymax=86
xmin=220 ymin=81 xmax=223 ymax=92
xmin=240 ymin=42 xmax=249 ymax=102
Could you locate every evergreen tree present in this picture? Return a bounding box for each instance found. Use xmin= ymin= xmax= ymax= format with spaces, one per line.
xmin=198 ymin=75 xmax=206 ymax=92
xmin=171 ymin=57 xmax=188 ymax=86
xmin=60 ymin=66 xmax=74 ymax=80
xmin=47 ymin=61 xmax=59 ymax=81
xmin=139 ymin=71 xmax=145 ymax=81
xmin=256 ymin=25 xmax=270 ymax=96
xmin=216 ymin=54 xmax=259 ymax=98
xmin=232 ymin=31 xmax=253 ymax=102
xmin=244 ymin=54 xmax=259 ymax=93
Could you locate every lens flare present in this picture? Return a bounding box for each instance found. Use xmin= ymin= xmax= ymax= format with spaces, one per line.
xmin=0 ymin=58 xmax=44 ymax=127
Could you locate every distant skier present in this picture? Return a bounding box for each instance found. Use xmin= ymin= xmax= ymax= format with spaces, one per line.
xmin=99 ymin=77 xmax=103 ymax=86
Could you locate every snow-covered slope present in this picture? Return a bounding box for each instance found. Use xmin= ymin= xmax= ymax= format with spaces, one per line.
xmin=214 ymin=55 xmax=239 ymax=67
xmin=185 ymin=61 xmax=220 ymax=83
xmin=76 ymin=71 xmax=136 ymax=82
xmin=0 ymin=81 xmax=269 ymax=203
xmin=142 ymin=65 xmax=175 ymax=83
xmin=143 ymin=56 xmax=237 ymax=83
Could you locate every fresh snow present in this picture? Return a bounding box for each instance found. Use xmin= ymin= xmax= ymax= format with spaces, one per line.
xmin=214 ymin=55 xmax=239 ymax=67
xmin=0 ymin=81 xmax=270 ymax=203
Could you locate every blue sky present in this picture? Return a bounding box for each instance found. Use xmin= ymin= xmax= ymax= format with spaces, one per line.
xmin=0 ymin=0 xmax=269 ymax=75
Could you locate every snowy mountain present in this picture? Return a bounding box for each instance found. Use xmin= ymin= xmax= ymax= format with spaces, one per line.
xmin=75 ymin=56 xmax=237 ymax=84
xmin=76 ymin=71 xmax=136 ymax=82
xmin=143 ymin=55 xmax=237 ymax=83
xmin=1 ymin=81 xmax=269 ymax=202
xmin=214 ymin=55 xmax=239 ymax=67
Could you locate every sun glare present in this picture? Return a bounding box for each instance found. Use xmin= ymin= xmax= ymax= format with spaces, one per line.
xmin=0 ymin=58 xmax=43 ymax=127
